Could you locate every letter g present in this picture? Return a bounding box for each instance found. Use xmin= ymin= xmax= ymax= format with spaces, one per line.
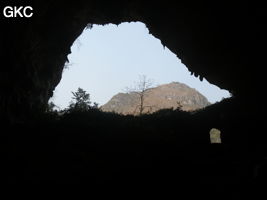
xmin=3 ymin=6 xmax=13 ymax=18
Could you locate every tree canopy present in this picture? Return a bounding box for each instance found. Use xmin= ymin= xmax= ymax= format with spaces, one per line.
xmin=69 ymin=87 xmax=92 ymax=111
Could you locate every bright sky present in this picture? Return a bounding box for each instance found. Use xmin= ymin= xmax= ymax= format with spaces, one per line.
xmin=51 ymin=22 xmax=230 ymax=109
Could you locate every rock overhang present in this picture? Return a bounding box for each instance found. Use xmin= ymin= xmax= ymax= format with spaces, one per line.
xmin=1 ymin=1 xmax=249 ymax=120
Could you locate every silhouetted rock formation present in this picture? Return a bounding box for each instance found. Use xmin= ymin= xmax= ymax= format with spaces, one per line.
xmin=101 ymin=82 xmax=210 ymax=114
xmin=1 ymin=1 xmax=250 ymax=121
xmin=0 ymin=1 xmax=257 ymax=195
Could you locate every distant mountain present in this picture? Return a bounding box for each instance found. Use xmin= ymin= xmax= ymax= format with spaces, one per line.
xmin=101 ymin=82 xmax=210 ymax=115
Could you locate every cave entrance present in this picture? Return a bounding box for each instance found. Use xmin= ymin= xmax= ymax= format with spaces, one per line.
xmin=50 ymin=22 xmax=230 ymax=114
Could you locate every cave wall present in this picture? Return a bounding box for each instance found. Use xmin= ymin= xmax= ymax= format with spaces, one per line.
xmin=1 ymin=0 xmax=249 ymax=121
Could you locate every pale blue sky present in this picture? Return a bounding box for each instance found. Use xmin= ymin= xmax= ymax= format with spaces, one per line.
xmin=51 ymin=22 xmax=230 ymax=109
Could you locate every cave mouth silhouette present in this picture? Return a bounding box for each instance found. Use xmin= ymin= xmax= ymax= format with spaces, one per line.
xmin=51 ymin=22 xmax=231 ymax=112
xmin=1 ymin=2 xmax=250 ymax=190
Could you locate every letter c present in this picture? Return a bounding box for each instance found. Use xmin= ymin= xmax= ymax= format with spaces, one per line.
xmin=23 ymin=6 xmax=33 ymax=18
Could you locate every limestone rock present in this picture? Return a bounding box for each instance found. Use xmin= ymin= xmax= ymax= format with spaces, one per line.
xmin=101 ymin=82 xmax=210 ymax=115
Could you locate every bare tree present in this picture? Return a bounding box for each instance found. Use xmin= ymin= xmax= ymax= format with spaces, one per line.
xmin=126 ymin=75 xmax=154 ymax=115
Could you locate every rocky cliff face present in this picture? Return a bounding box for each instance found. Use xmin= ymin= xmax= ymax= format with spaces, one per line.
xmin=101 ymin=82 xmax=210 ymax=115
